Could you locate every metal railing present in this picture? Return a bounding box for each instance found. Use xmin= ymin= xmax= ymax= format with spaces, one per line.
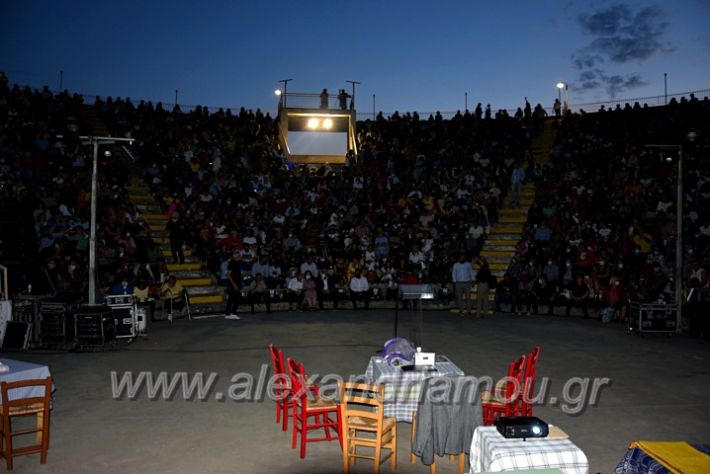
xmin=279 ymin=92 xmax=354 ymax=111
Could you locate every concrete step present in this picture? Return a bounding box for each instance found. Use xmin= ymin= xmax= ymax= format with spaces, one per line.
xmin=485 ymin=237 xmax=518 ymax=244
xmin=481 ymin=255 xmax=511 ymax=264
xmin=171 ymin=269 xmax=211 ymax=278
xmin=141 ymin=213 xmax=166 ymax=220
xmin=167 ymin=262 xmax=202 ymax=272
xmin=490 ymin=226 xmax=523 ymax=234
xmin=163 ymin=255 xmax=201 ymax=264
xmin=498 ymin=216 xmax=527 ymax=224
xmin=178 ymin=277 xmax=214 ymax=287
xmin=149 ymin=223 xmax=166 ymax=232
xmin=187 ymin=285 xmax=225 ymax=296
xmin=137 ymin=204 xmax=161 ymax=212
xmin=161 ymin=248 xmax=193 ymax=257
xmin=152 ymin=236 xmax=168 ymax=244
xmin=480 ymin=249 xmax=516 ymax=258
xmin=483 ymin=245 xmax=516 ymax=252
xmin=489 ymin=262 xmax=509 ymax=271
xmin=499 ymin=208 xmax=529 ymax=216
xmin=129 ymin=193 xmax=154 ymax=201
xmin=190 ymin=294 xmax=225 ymax=305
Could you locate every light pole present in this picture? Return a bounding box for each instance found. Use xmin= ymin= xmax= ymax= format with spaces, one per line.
xmin=278 ymin=79 xmax=293 ymax=107
xmin=58 ymin=135 xmax=135 ymax=304
xmin=373 ymin=94 xmax=376 ymax=119
xmin=346 ymin=80 xmax=360 ymax=110
xmin=664 ymin=73 xmax=668 ymax=105
xmin=647 ymin=130 xmax=702 ymax=333
xmin=465 ymin=92 xmax=468 ymax=112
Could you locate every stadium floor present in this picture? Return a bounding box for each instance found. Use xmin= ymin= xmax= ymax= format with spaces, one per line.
xmin=6 ymin=309 xmax=710 ymax=474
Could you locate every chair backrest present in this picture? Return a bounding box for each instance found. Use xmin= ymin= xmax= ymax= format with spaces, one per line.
xmin=339 ymin=381 xmax=385 ymax=425
xmin=268 ymin=344 xmax=289 ymax=392
xmin=502 ymin=354 xmax=526 ymax=415
xmin=286 ymin=357 xmax=308 ymax=405
xmin=524 ymin=346 xmax=541 ymax=411
xmin=0 ymin=377 xmax=52 ymax=415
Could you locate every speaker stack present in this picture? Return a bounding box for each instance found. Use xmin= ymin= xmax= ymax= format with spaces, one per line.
xmin=74 ymin=304 xmax=116 ymax=351
xmin=39 ymin=300 xmax=77 ymax=349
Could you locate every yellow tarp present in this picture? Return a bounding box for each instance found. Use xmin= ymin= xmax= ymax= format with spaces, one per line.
xmin=629 ymin=441 xmax=710 ymax=474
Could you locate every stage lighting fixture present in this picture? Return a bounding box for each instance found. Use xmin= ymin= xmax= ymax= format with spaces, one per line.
xmin=274 ymin=89 xmax=282 ymax=96
xmin=307 ymin=118 xmax=320 ymax=129
xmin=322 ymin=118 xmax=333 ymax=129
xmin=556 ymin=82 xmax=566 ymax=89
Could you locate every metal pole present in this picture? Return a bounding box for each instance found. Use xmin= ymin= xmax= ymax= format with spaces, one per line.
xmin=373 ymin=94 xmax=376 ymax=119
xmin=465 ymin=92 xmax=468 ymax=112
xmin=89 ymin=139 xmax=99 ymax=305
xmin=347 ymin=80 xmax=360 ymax=110
xmin=175 ymin=89 xmax=178 ymax=106
xmin=664 ymin=73 xmax=668 ymax=105
xmin=279 ymin=79 xmax=292 ymax=108
xmin=59 ymin=70 xmax=64 ymax=92
xmin=675 ymin=148 xmax=683 ymax=333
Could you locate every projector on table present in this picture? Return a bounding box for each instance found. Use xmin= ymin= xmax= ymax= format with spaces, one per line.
xmin=494 ymin=417 xmax=549 ymax=440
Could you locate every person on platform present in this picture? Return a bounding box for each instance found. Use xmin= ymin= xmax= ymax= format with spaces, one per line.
xmin=452 ymin=253 xmax=475 ymax=315
xmin=320 ymin=89 xmax=329 ymax=109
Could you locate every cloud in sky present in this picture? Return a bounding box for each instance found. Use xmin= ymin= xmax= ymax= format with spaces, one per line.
xmin=571 ymin=3 xmax=672 ymax=98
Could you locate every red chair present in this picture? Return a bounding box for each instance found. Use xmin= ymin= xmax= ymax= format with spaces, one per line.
xmin=481 ymin=354 xmax=526 ymax=425
xmin=523 ymin=346 xmax=541 ymax=416
xmin=268 ymin=344 xmax=291 ymax=431
xmin=286 ymin=357 xmax=341 ymax=458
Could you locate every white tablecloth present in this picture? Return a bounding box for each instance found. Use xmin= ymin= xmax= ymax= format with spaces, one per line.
xmin=365 ymin=355 xmax=464 ymax=422
xmin=0 ymin=358 xmax=52 ymax=401
xmin=469 ymin=426 xmax=588 ymax=474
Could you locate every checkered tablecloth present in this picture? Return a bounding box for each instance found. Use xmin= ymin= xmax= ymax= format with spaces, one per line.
xmin=0 ymin=358 xmax=52 ymax=400
xmin=364 ymin=356 xmax=464 ymax=422
xmin=469 ymin=426 xmax=588 ymax=474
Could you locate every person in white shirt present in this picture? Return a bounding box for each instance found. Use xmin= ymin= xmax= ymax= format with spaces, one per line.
xmin=349 ymin=269 xmax=370 ymax=310
xmin=286 ymin=273 xmax=304 ymax=311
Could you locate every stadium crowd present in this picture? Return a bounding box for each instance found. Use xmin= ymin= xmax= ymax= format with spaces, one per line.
xmin=2 ymin=71 xmax=708 ymax=324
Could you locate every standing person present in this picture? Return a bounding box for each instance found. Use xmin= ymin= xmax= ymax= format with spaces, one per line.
xmin=553 ymin=98 xmax=561 ymax=117
xmin=511 ymin=164 xmax=526 ymax=206
xmin=166 ymin=213 xmax=185 ymax=264
xmin=225 ymin=252 xmax=242 ymax=320
xmin=317 ymin=270 xmax=339 ymax=310
xmin=451 ymin=253 xmax=475 ymax=315
xmin=566 ymin=275 xmax=590 ymax=318
xmin=320 ymin=88 xmax=329 ymax=109
xmin=338 ymin=89 xmax=349 ymax=110
xmin=475 ymin=257 xmax=492 ymax=319
xmin=302 ymin=271 xmax=318 ymax=310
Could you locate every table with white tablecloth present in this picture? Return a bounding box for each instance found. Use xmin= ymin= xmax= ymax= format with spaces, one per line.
xmin=364 ymin=355 xmax=465 ymax=422
xmin=469 ymin=426 xmax=588 ymax=474
xmin=0 ymin=358 xmax=53 ymax=400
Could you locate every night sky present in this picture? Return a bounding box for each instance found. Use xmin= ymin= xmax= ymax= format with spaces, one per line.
xmin=2 ymin=0 xmax=709 ymax=114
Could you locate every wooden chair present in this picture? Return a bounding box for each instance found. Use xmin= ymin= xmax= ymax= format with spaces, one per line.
xmin=286 ymin=358 xmax=340 ymax=459
xmin=0 ymin=377 xmax=52 ymax=470
xmin=339 ymin=381 xmax=397 ymax=474
xmin=268 ymin=344 xmax=291 ymax=431
xmin=481 ymin=354 xmax=526 ymax=425
xmin=523 ymin=346 xmax=541 ymax=416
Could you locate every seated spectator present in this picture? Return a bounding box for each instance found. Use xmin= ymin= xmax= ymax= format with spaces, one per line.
xmin=111 ymin=278 xmax=134 ymax=295
xmin=160 ymin=275 xmax=186 ymax=314
xmin=245 ymin=273 xmax=271 ymax=314
xmin=317 ymin=270 xmax=340 ymax=310
xmin=349 ymin=269 xmax=370 ymax=310
xmin=286 ymin=272 xmax=304 ymax=310
xmin=565 ymin=275 xmax=591 ymax=318
xmin=529 ymin=275 xmax=555 ymax=315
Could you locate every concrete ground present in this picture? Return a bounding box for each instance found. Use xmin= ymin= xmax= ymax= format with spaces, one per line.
xmin=4 ymin=309 xmax=710 ymax=474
